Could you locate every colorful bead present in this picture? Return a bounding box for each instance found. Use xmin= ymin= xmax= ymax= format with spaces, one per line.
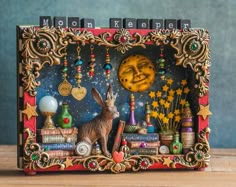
xmin=103 ymin=63 xmax=112 ymax=70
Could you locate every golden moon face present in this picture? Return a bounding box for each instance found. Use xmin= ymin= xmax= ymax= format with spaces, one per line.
xmin=118 ymin=54 xmax=156 ymax=92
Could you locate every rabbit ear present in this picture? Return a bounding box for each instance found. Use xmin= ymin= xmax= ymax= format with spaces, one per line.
xmin=91 ymin=88 xmax=105 ymax=107
xmin=106 ymin=84 xmax=112 ymax=100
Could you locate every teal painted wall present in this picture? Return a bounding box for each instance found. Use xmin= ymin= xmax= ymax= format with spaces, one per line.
xmin=0 ymin=0 xmax=235 ymax=147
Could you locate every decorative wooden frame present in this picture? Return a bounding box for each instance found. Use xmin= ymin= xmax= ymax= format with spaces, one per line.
xmin=17 ymin=26 xmax=211 ymax=174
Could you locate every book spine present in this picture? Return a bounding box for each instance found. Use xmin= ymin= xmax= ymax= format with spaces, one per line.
xmin=46 ymin=150 xmax=74 ymax=157
xmin=38 ymin=127 xmax=78 ymax=135
xmin=122 ymin=133 xmax=159 ymax=142
xmin=41 ymin=135 xmax=77 ymax=143
xmin=112 ymin=120 xmax=126 ymax=153
xmin=40 ymin=143 xmax=76 ymax=151
xmin=130 ymin=148 xmax=159 ymax=155
xmin=128 ymin=141 xmax=160 ymax=148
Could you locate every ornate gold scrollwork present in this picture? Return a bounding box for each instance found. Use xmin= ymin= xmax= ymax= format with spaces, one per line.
xmin=95 ymin=28 xmax=147 ymax=54
xmin=170 ymin=29 xmax=211 ymax=97
xmin=23 ymin=127 xmax=210 ymax=173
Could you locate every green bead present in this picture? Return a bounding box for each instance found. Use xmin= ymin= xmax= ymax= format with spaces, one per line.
xmin=159 ymin=58 xmax=165 ymax=63
xmin=190 ymin=42 xmax=198 ymax=51
xmin=31 ymin=153 xmax=39 ymax=161
xmin=197 ymin=153 xmax=203 ymax=159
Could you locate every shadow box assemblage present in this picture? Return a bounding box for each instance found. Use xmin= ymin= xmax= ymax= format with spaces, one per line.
xmin=16 ymin=26 xmax=212 ymax=175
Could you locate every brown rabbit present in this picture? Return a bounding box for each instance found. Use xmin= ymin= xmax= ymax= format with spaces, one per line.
xmin=77 ymin=85 xmax=119 ymax=157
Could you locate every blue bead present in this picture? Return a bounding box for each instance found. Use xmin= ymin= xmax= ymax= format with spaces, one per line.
xmin=103 ymin=63 xmax=112 ymax=70
xmin=158 ymin=68 xmax=166 ymax=75
xmin=75 ymin=59 xmax=83 ymax=66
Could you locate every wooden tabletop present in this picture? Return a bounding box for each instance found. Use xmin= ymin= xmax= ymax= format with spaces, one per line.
xmin=0 ymin=146 xmax=236 ymax=187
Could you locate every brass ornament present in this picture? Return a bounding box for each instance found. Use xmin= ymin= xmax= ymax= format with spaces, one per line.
xmin=58 ymin=79 xmax=72 ymax=96
xmin=71 ymin=87 xmax=87 ymax=101
xmin=23 ymin=127 xmax=210 ymax=173
xmin=197 ymin=104 xmax=212 ymax=120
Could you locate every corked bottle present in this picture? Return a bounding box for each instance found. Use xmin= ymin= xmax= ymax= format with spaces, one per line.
xmin=58 ymin=102 xmax=73 ymax=129
xmin=181 ymin=102 xmax=195 ymax=154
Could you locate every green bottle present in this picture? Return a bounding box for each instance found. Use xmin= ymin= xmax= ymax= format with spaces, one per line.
xmin=58 ymin=102 xmax=73 ymax=128
xmin=170 ymin=132 xmax=183 ymax=154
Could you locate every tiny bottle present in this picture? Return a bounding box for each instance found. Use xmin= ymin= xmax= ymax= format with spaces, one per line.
xmin=120 ymin=139 xmax=130 ymax=158
xmin=170 ymin=132 xmax=183 ymax=154
xmin=58 ymin=102 xmax=73 ymax=128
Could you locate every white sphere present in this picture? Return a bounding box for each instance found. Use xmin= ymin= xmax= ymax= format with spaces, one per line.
xmin=39 ymin=96 xmax=58 ymax=113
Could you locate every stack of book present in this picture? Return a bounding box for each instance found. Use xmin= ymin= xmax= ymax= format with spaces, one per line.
xmin=122 ymin=133 xmax=160 ymax=155
xmin=37 ymin=127 xmax=78 ymax=157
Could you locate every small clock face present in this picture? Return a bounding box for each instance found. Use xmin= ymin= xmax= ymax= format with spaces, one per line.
xmin=118 ymin=54 xmax=156 ymax=92
xmin=159 ymin=145 xmax=170 ymax=154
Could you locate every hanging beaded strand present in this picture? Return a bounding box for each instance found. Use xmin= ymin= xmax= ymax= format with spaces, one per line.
xmin=103 ymin=47 xmax=112 ymax=79
xmin=74 ymin=46 xmax=83 ymax=87
xmin=58 ymin=56 xmax=72 ymax=96
xmin=88 ymin=45 xmax=96 ymax=78
xmin=158 ymin=45 xmax=167 ymax=80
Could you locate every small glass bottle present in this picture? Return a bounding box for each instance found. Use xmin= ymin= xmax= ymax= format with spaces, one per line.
xmin=58 ymin=102 xmax=73 ymax=128
xmin=170 ymin=132 xmax=183 ymax=154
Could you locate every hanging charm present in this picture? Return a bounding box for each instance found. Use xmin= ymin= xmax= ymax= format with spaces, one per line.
xmin=158 ymin=45 xmax=167 ymax=80
xmin=58 ymin=56 xmax=72 ymax=96
xmin=71 ymin=46 xmax=87 ymax=101
xmin=88 ymin=45 xmax=96 ymax=78
xmin=103 ymin=47 xmax=113 ymax=79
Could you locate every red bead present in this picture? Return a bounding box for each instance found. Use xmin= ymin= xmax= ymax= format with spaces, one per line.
xmin=120 ymin=36 xmax=127 ymax=43
xmin=90 ymin=54 xmax=95 ymax=58
xmin=63 ymin=118 xmax=70 ymax=124
xmin=106 ymin=54 xmax=110 ymax=57
xmin=160 ymin=53 xmax=164 ymax=57
xmin=141 ymin=160 xmax=148 ymax=167
xmin=106 ymin=70 xmax=111 ymax=74
xmin=89 ymin=162 xmax=96 ymax=168
xmin=121 ymin=139 xmax=127 ymax=145
xmin=89 ymin=71 xmax=95 ymax=77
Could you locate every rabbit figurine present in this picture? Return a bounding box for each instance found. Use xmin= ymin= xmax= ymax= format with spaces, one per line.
xmin=77 ymin=85 xmax=119 ymax=157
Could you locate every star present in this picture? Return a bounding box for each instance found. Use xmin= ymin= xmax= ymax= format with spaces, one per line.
xmin=184 ymin=87 xmax=190 ymax=94
xmin=167 ymin=95 xmax=174 ymax=102
xmin=167 ymin=78 xmax=174 ymax=85
xmin=168 ymin=89 xmax=175 ymax=96
xmin=180 ymin=99 xmax=186 ymax=106
xmin=156 ymin=91 xmax=162 ymax=98
xmin=167 ymin=112 xmax=174 ymax=119
xmin=181 ymin=79 xmax=187 ymax=86
xmin=162 ymin=85 xmax=169 ymax=92
xmin=151 ymin=111 xmax=158 ymax=118
xmin=22 ymin=103 xmax=38 ymax=120
xmin=197 ymin=104 xmax=212 ymax=120
xmin=149 ymin=91 xmax=156 ymax=98
xmin=63 ymin=157 xmax=73 ymax=168
xmin=159 ymin=113 xmax=165 ymax=120
xmin=174 ymin=109 xmax=180 ymax=115
xmin=174 ymin=115 xmax=181 ymax=123
xmin=163 ymin=117 xmax=169 ymax=124
xmin=176 ymin=88 xmax=182 ymax=95
xmin=159 ymin=99 xmax=165 ymax=105
xmin=163 ymin=157 xmax=173 ymax=167
xmin=164 ymin=102 xmax=170 ymax=109
xmin=151 ymin=101 xmax=159 ymax=108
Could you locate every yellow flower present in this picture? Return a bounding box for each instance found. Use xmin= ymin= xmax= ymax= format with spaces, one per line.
xmin=174 ymin=109 xmax=180 ymax=115
xmin=167 ymin=112 xmax=174 ymax=119
xmin=159 ymin=113 xmax=165 ymax=120
xmin=163 ymin=117 xmax=169 ymax=124
xmin=174 ymin=115 xmax=181 ymax=123
xmin=176 ymin=88 xmax=182 ymax=95
xmin=180 ymin=99 xmax=186 ymax=106
xmin=156 ymin=91 xmax=162 ymax=98
xmin=168 ymin=89 xmax=175 ymax=96
xmin=164 ymin=102 xmax=170 ymax=109
xmin=151 ymin=101 xmax=159 ymax=108
xmin=184 ymin=87 xmax=190 ymax=94
xmin=159 ymin=99 xmax=165 ymax=105
xmin=151 ymin=111 xmax=158 ymax=118
xmin=167 ymin=78 xmax=174 ymax=85
xmin=162 ymin=85 xmax=169 ymax=92
xmin=167 ymin=95 xmax=174 ymax=102
xmin=149 ymin=91 xmax=155 ymax=98
xmin=181 ymin=79 xmax=187 ymax=86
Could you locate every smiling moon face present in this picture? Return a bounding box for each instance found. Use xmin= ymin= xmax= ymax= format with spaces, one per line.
xmin=118 ymin=54 xmax=156 ymax=92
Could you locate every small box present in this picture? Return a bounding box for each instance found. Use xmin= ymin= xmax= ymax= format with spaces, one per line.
xmin=54 ymin=17 xmax=67 ymax=28
xmin=165 ymin=19 xmax=177 ymax=29
xmin=150 ymin=19 xmax=164 ymax=29
xmin=68 ymin=17 xmax=80 ymax=28
xmin=39 ymin=16 xmax=52 ymax=27
xmin=178 ymin=19 xmax=191 ymax=29
xmin=81 ymin=18 xmax=95 ymax=28
xmin=137 ymin=19 xmax=149 ymax=29
xmin=110 ymin=18 xmax=122 ymax=29
xmin=123 ymin=18 xmax=137 ymax=29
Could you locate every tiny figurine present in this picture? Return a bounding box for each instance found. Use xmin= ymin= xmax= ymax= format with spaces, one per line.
xmin=39 ymin=96 xmax=58 ymax=129
xmin=181 ymin=102 xmax=195 ymax=154
xmin=170 ymin=132 xmax=183 ymax=154
xmin=120 ymin=139 xmax=130 ymax=158
xmin=58 ymin=102 xmax=73 ymax=128
xmin=77 ymin=85 xmax=119 ymax=157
